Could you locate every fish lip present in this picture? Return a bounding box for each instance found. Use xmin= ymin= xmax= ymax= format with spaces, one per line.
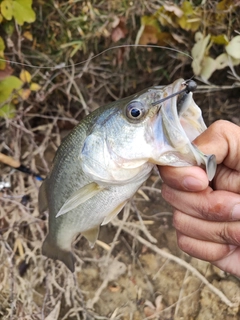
xmin=155 ymin=78 xmax=206 ymax=166
xmin=176 ymin=90 xmax=188 ymax=114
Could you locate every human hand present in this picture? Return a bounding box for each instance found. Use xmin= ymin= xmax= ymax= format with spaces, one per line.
xmin=158 ymin=120 xmax=240 ymax=276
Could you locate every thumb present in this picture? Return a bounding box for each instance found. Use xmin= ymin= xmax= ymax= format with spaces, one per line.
xmin=158 ymin=120 xmax=240 ymax=192
xmin=194 ymin=120 xmax=240 ymax=193
xmin=193 ymin=120 xmax=240 ymax=172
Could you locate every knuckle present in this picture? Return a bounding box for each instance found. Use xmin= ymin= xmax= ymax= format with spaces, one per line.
xmin=176 ymin=233 xmax=188 ymax=251
xmin=217 ymin=223 xmax=240 ymax=245
xmin=161 ymin=184 xmax=175 ymax=204
xmin=172 ymin=210 xmax=183 ymax=231
xmin=209 ymin=119 xmax=231 ymax=135
xmin=192 ymin=196 xmax=212 ymax=220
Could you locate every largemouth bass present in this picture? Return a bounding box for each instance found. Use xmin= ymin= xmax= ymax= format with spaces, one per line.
xmin=39 ymin=78 xmax=216 ymax=272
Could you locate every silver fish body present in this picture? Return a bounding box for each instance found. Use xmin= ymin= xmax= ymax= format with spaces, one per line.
xmin=39 ymin=78 xmax=216 ymax=271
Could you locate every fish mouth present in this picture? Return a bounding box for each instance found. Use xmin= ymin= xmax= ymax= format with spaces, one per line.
xmin=156 ymin=78 xmax=208 ymax=166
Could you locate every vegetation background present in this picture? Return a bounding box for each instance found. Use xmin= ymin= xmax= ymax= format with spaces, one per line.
xmin=0 ymin=1 xmax=240 ymax=319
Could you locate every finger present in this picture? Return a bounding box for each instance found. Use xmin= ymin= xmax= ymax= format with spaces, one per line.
xmin=158 ymin=165 xmax=208 ymax=191
xmin=162 ymin=184 xmax=240 ymax=221
xmin=173 ymin=210 xmax=240 ymax=245
xmin=213 ymin=247 xmax=240 ymax=277
xmin=193 ymin=120 xmax=240 ymax=172
xmin=213 ymin=164 xmax=240 ymax=193
xmin=176 ymin=231 xmax=233 ymax=262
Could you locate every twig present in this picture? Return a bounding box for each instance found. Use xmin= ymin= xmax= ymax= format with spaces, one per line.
xmin=113 ymin=222 xmax=237 ymax=308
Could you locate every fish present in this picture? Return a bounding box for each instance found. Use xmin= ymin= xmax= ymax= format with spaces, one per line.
xmin=39 ymin=78 xmax=216 ymax=272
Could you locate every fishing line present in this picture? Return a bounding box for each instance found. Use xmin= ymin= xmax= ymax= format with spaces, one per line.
xmin=3 ymin=44 xmax=193 ymax=70
xmin=151 ymin=79 xmax=197 ymax=106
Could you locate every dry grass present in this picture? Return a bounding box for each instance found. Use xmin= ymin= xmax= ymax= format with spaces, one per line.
xmin=1 ymin=1 xmax=240 ymax=319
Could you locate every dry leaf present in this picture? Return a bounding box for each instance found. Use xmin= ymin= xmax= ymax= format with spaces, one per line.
xmin=45 ymin=301 xmax=61 ymax=320
xmin=136 ymin=15 xmax=161 ymax=45
xmin=20 ymin=88 xmax=31 ymax=100
xmin=136 ymin=25 xmax=158 ymax=45
xmin=144 ymin=306 xmax=156 ymax=317
xmin=20 ymin=70 xmax=31 ymax=83
xmin=216 ymin=53 xmax=240 ymax=70
xmin=200 ymin=56 xmax=217 ymax=81
xmin=163 ymin=4 xmax=183 ymax=17
xmin=191 ymin=33 xmax=211 ymax=75
xmin=108 ymin=282 xmax=120 ymax=292
xmin=0 ymin=58 xmax=13 ymax=80
xmin=211 ymin=34 xmax=228 ymax=45
xmin=23 ymin=31 xmax=33 ymax=41
xmin=111 ymin=17 xmax=127 ymax=42
xmin=30 ymin=82 xmax=41 ymax=91
xmin=225 ymin=35 xmax=240 ymax=60
xmin=216 ymin=53 xmax=229 ymax=70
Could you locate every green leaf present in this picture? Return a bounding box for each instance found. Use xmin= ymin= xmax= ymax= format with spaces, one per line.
xmin=211 ymin=34 xmax=229 ymax=45
xmin=0 ymin=36 xmax=5 ymax=57
xmin=0 ymin=103 xmax=16 ymax=118
xmin=12 ymin=0 xmax=36 ymax=25
xmin=1 ymin=0 xmax=13 ymax=20
xmin=0 ymin=75 xmax=22 ymax=103
xmin=181 ymin=1 xmax=194 ymax=15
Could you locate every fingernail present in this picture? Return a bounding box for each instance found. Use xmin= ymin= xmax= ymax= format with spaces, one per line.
xmin=182 ymin=176 xmax=204 ymax=191
xmin=231 ymin=204 xmax=240 ymax=220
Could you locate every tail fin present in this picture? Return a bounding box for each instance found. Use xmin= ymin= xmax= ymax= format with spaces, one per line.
xmin=42 ymin=235 xmax=76 ymax=272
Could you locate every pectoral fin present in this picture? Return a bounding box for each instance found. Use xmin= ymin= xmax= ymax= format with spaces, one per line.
xmin=101 ymin=201 xmax=127 ymax=225
xmin=56 ymin=182 xmax=103 ymax=217
xmin=82 ymin=226 xmax=100 ymax=247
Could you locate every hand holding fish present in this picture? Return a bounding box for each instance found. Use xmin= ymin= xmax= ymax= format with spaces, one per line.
xmin=159 ymin=120 xmax=240 ymax=276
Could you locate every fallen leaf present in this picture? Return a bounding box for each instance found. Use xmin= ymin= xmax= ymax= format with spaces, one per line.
xmin=20 ymin=69 xmax=31 ymax=83
xmin=217 ymin=0 xmax=233 ymax=11
xmin=200 ymin=56 xmax=217 ymax=81
xmin=108 ymin=282 xmax=120 ymax=293
xmin=30 ymin=82 xmax=41 ymax=91
xmin=211 ymin=34 xmax=229 ymax=45
xmin=136 ymin=24 xmax=158 ymax=45
xmin=23 ymin=31 xmax=33 ymax=41
xmin=225 ymin=35 xmax=240 ymax=60
xmin=176 ymin=1 xmax=201 ymax=31
xmin=215 ymin=53 xmax=230 ymax=70
xmin=216 ymin=53 xmax=240 ymax=69
xmin=45 ymin=301 xmax=61 ymax=320
xmin=19 ymin=88 xmax=31 ymax=100
xmin=0 ymin=58 xmax=13 ymax=80
xmin=136 ymin=15 xmax=162 ymax=45
xmin=163 ymin=4 xmax=183 ymax=17
xmin=144 ymin=306 xmax=155 ymax=317
xmin=191 ymin=33 xmax=211 ymax=75
xmin=111 ymin=17 xmax=127 ymax=43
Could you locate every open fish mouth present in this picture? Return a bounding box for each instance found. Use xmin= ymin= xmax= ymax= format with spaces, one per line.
xmin=154 ymin=79 xmax=216 ymax=181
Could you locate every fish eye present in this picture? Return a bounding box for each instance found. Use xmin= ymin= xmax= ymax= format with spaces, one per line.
xmin=126 ymin=101 xmax=145 ymax=120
